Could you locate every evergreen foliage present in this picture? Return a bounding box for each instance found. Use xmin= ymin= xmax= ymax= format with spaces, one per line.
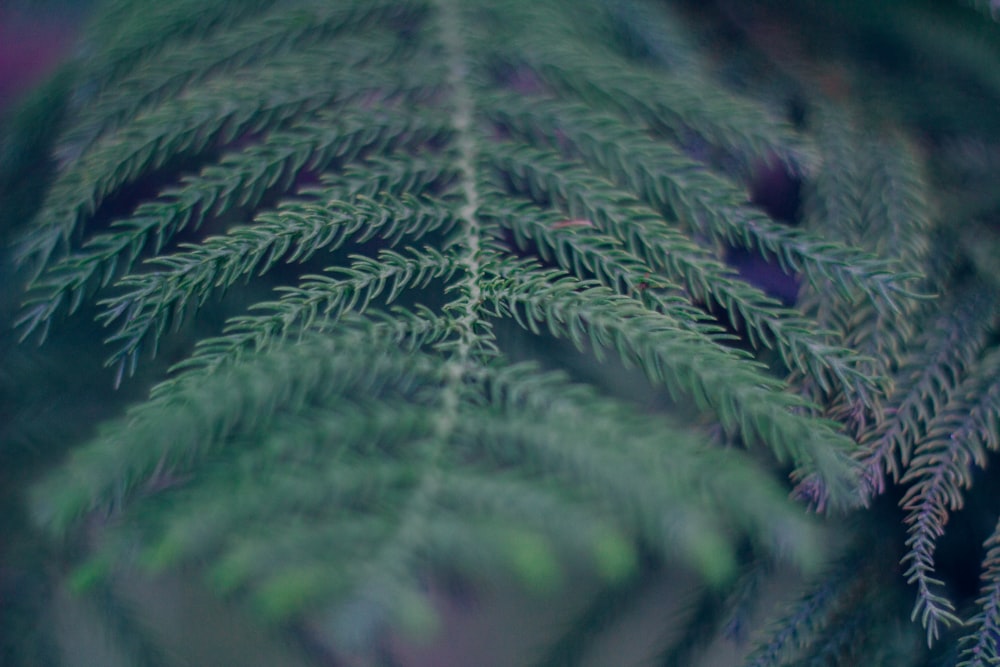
xmin=3 ymin=0 xmax=1000 ymax=664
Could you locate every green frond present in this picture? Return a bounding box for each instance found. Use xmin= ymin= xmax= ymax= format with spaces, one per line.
xmin=743 ymin=562 xmax=857 ymax=667
xmin=958 ymin=516 xmax=1000 ymax=667
xmin=8 ymin=0 xmax=1000 ymax=664
xmin=859 ymin=131 xmax=934 ymax=275
xmin=485 ymin=263 xmax=860 ymax=507
xmin=488 ymin=93 xmax=917 ymax=315
xmin=898 ymin=346 xmax=1000 ymax=644
xmin=18 ymin=46 xmax=442 ymax=276
xmin=805 ymin=109 xmax=931 ymax=271
xmin=484 ymin=196 xmax=654 ymax=297
xmin=36 ymin=332 xmax=823 ymax=644
xmin=489 ymin=143 xmax=879 ymax=405
xmin=798 ymin=110 xmax=932 ymax=386
xmin=789 ymin=110 xmax=937 ymax=489
xmin=18 ymin=114 xmax=455 ymax=341
xmin=486 ymin=1 xmax=815 ymax=174
xmin=166 ymin=307 xmax=451 ymax=391
xmin=97 ymin=195 xmax=454 ymax=382
xmin=30 ymin=331 xmax=444 ymax=536
xmin=740 ymin=544 xmax=910 ymax=667
xmin=858 ymin=286 xmax=997 ymax=494
xmin=57 ymin=1 xmax=429 ymax=162
xmin=80 ymin=0 xmax=280 ymax=91
xmin=471 ymin=364 xmax=824 ymax=571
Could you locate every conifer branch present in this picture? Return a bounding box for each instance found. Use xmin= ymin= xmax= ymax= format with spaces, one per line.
xmin=486 ymin=264 xmax=860 ymax=507
xmin=57 ymin=1 xmax=429 ymax=162
xmin=487 ymin=1 xmax=815 ymax=173
xmin=18 ymin=112 xmax=454 ymax=340
xmin=857 ymin=287 xmax=997 ymax=496
xmin=11 ymin=0 xmax=999 ymax=663
xmin=958 ymin=517 xmax=1000 ymax=667
xmin=327 ymin=0 xmax=497 ymax=645
xmin=29 ymin=331 xmax=445 ymax=537
xmin=487 ymin=93 xmax=917 ymax=315
xmin=799 ymin=110 xmax=932 ymax=410
xmin=740 ymin=543 xmax=907 ymax=667
xmin=96 ymin=195 xmax=455 ymax=383
xmin=743 ymin=561 xmax=857 ymax=667
xmin=81 ymin=0 xmax=280 ymax=90
xmin=489 ymin=144 xmax=878 ymax=404
xmin=18 ymin=53 xmax=442 ymax=277
xmin=899 ymin=347 xmax=1000 ymax=644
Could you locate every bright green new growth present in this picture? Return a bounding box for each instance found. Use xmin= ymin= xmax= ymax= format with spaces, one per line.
xmin=11 ymin=0 xmax=1000 ymax=664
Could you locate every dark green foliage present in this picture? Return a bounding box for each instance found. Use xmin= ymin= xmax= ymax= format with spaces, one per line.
xmin=4 ymin=0 xmax=1000 ymax=665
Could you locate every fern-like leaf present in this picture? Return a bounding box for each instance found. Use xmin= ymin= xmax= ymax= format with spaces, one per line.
xmin=13 ymin=0 xmax=985 ymax=664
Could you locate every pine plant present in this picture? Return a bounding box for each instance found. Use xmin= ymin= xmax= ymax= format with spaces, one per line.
xmin=2 ymin=0 xmax=999 ymax=665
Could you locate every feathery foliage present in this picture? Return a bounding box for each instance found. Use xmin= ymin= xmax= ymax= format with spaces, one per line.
xmin=3 ymin=0 xmax=1000 ymax=665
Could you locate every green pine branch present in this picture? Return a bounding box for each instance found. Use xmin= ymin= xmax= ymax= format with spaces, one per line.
xmin=6 ymin=0 xmax=1000 ymax=665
